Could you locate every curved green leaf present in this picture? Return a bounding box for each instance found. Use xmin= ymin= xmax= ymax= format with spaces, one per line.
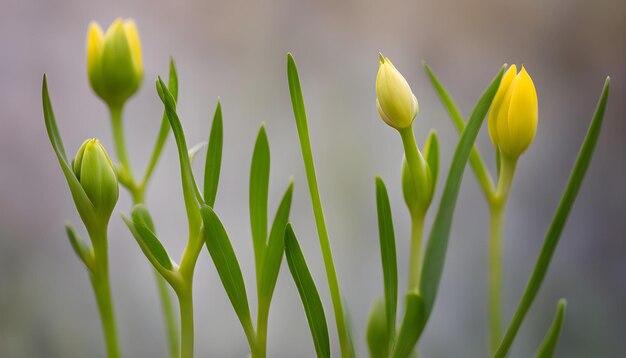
xmin=284 ymin=224 xmax=330 ymax=358
xmin=259 ymin=180 xmax=294 ymax=302
xmin=42 ymin=76 xmax=97 ymax=227
xmin=131 ymin=205 xmax=173 ymax=270
xmin=391 ymin=293 xmax=424 ymax=358
xmin=424 ymin=63 xmax=496 ymax=200
xmin=417 ymin=66 xmax=505 ymax=340
xmin=494 ymin=78 xmax=610 ymax=358
xmin=200 ymin=205 xmax=254 ymax=338
xmin=250 ymin=124 xmax=270 ymax=267
xmin=204 ymin=100 xmax=223 ymax=207
xmin=156 ymin=78 xmax=203 ymax=229
xmin=65 ymin=223 xmax=93 ymax=271
xmin=375 ymin=177 xmax=398 ymax=340
xmin=534 ymin=299 xmax=567 ymax=358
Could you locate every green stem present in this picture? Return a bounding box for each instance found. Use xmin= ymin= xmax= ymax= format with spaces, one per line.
xmin=155 ymin=272 xmax=179 ymax=358
xmin=254 ymin=300 xmax=270 ymax=358
xmin=90 ymin=229 xmax=121 ymax=358
xmin=399 ymin=127 xmax=432 ymax=212
xmin=488 ymin=155 xmax=517 ymax=354
xmin=296 ymin=114 xmax=351 ymax=357
xmin=177 ymin=285 xmax=194 ymax=358
xmin=408 ymin=214 xmax=426 ymax=292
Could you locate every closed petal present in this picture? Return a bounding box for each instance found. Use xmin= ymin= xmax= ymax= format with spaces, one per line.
xmin=488 ymin=65 xmax=516 ymax=146
xmin=507 ymin=67 xmax=538 ymax=155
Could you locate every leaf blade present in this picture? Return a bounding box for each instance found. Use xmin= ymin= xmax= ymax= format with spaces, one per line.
xmin=284 ymin=224 xmax=331 ymax=358
xmin=391 ymin=293 xmax=424 ymax=358
xmin=250 ymin=125 xmax=271 ymax=267
xmin=534 ymin=299 xmax=566 ymax=358
xmin=204 ymin=100 xmax=223 ymax=207
xmin=131 ymin=205 xmax=173 ymax=270
xmin=259 ymin=181 xmax=294 ymax=302
xmin=375 ymin=177 xmax=398 ymax=340
xmin=200 ymin=205 xmax=254 ymax=338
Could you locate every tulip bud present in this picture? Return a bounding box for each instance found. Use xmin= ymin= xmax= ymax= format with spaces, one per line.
xmin=86 ymin=18 xmax=143 ymax=108
xmin=488 ymin=65 xmax=538 ymax=159
xmin=376 ymin=54 xmax=419 ymax=129
xmin=72 ymin=139 xmax=119 ymax=222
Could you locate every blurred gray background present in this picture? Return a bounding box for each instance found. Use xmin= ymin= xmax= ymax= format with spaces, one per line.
xmin=1 ymin=0 xmax=624 ymax=356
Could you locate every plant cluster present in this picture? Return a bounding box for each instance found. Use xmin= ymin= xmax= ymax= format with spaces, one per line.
xmin=42 ymin=18 xmax=610 ymax=357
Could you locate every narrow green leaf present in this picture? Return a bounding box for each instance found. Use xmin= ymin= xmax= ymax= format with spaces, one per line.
xmin=204 ymin=100 xmax=223 ymax=207
xmin=284 ymin=224 xmax=330 ymax=358
xmin=367 ymin=298 xmax=390 ymax=358
xmin=417 ymin=67 xmax=505 ymax=337
xmin=375 ymin=177 xmax=398 ymax=340
xmin=391 ymin=293 xmax=425 ymax=358
xmin=259 ymin=181 xmax=294 ymax=302
xmin=287 ymin=53 xmax=351 ymax=357
xmin=131 ymin=205 xmax=173 ymax=270
xmin=142 ymin=58 xmax=178 ymax=186
xmin=534 ymin=299 xmax=567 ymax=358
xmin=494 ymin=78 xmax=610 ymax=358
xmin=250 ymin=125 xmax=270 ymax=266
xmin=42 ymin=76 xmax=97 ymax=226
xmin=200 ymin=205 xmax=254 ymax=336
xmin=424 ymin=63 xmax=496 ymax=199
xmin=65 ymin=223 xmax=93 ymax=271
xmin=423 ymin=130 xmax=439 ymax=188
xmin=156 ymin=78 xmax=204 ymax=226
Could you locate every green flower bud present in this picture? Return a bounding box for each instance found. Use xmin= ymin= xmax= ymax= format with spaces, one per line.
xmin=72 ymin=139 xmax=119 ymax=222
xmin=376 ymin=53 xmax=419 ymax=129
xmin=402 ymin=131 xmax=438 ymax=216
xmin=87 ymin=18 xmax=143 ymax=108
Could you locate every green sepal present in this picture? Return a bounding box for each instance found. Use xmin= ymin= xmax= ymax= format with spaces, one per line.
xmin=250 ymin=124 xmax=270 ymax=268
xmin=284 ymin=224 xmax=331 ymax=358
xmin=534 ymin=299 xmax=567 ymax=358
xmin=204 ymin=100 xmax=223 ymax=207
xmin=200 ymin=205 xmax=254 ymax=340
xmin=130 ymin=205 xmax=173 ymax=271
xmin=367 ymin=298 xmax=390 ymax=358
xmin=391 ymin=292 xmax=425 ymax=358
xmin=375 ymin=177 xmax=398 ymax=340
xmin=65 ymin=223 xmax=94 ymax=271
xmin=259 ymin=180 xmax=294 ymax=302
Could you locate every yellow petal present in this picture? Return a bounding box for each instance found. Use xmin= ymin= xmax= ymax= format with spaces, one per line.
xmin=496 ymin=72 xmax=519 ymax=156
xmin=507 ymin=66 xmax=538 ymax=155
xmin=375 ymin=55 xmax=418 ymax=129
xmin=123 ymin=19 xmax=143 ymax=75
xmin=105 ymin=18 xmax=124 ymax=39
xmin=488 ymin=65 xmax=517 ymax=147
xmin=86 ymin=21 xmax=104 ymax=74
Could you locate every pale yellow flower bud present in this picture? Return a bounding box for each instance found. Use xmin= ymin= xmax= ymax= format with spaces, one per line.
xmin=376 ymin=54 xmax=418 ymax=129
xmin=86 ymin=18 xmax=143 ymax=108
xmin=488 ymin=65 xmax=538 ymax=158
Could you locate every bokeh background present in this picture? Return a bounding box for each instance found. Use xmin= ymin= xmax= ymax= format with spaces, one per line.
xmin=1 ymin=0 xmax=624 ymax=356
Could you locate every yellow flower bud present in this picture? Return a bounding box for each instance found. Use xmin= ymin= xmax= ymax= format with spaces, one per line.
xmin=376 ymin=54 xmax=418 ymax=129
xmin=86 ymin=18 xmax=143 ymax=108
xmin=488 ymin=65 xmax=538 ymax=158
xmin=72 ymin=139 xmax=119 ymax=221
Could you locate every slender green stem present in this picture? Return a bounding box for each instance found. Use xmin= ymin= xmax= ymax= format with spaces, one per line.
xmin=399 ymin=127 xmax=431 ymax=211
xmin=110 ymin=104 xmax=180 ymax=358
xmin=254 ymin=299 xmax=270 ymax=358
xmin=155 ymin=272 xmax=179 ymax=358
xmin=408 ymin=214 xmax=426 ymax=292
xmin=177 ymin=285 xmax=194 ymax=358
xmin=488 ymin=155 xmax=517 ymax=353
xmin=90 ymin=229 xmax=121 ymax=358
xmin=295 ymin=114 xmax=351 ymax=357
xmin=488 ymin=206 xmax=504 ymax=352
